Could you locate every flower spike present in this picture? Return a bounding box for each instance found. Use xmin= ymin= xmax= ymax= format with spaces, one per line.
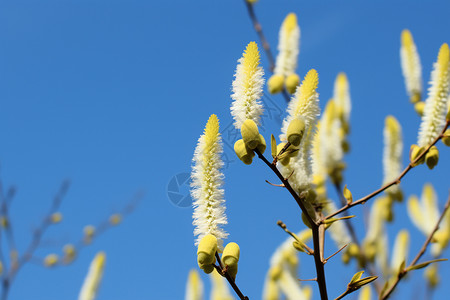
xmin=78 ymin=252 xmax=106 ymax=300
xmin=418 ymin=43 xmax=450 ymax=146
xmin=383 ymin=116 xmax=403 ymax=202
xmin=279 ymin=69 xmax=320 ymax=192
xmin=191 ymin=115 xmax=228 ymax=249
xmin=231 ymin=42 xmax=265 ymax=129
xmin=269 ymin=13 xmax=301 ymax=94
xmin=400 ymin=29 xmax=423 ymax=103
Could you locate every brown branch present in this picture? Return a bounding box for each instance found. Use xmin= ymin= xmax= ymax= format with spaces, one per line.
xmin=215 ymin=252 xmax=249 ymax=300
xmin=380 ymin=193 xmax=450 ymax=300
xmin=254 ymin=149 xmax=329 ymax=300
xmin=323 ymin=121 xmax=449 ymax=222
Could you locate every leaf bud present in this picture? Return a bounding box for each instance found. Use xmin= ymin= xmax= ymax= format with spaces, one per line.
xmin=234 ymin=139 xmax=254 ymax=165
xmin=44 ymin=254 xmax=59 ymax=267
xmin=286 ymin=118 xmax=305 ymax=146
xmin=222 ymin=242 xmax=240 ymax=267
xmin=414 ymin=101 xmax=425 ymax=116
xmin=276 ymin=143 xmax=290 ymax=166
xmin=410 ymin=144 xmax=425 ymax=166
xmin=285 ymin=73 xmax=300 ymax=94
xmin=197 ymin=234 xmax=217 ymax=266
xmin=425 ymin=146 xmax=439 ymax=170
xmin=241 ymin=119 xmax=260 ymax=149
xmin=442 ymin=129 xmax=450 ymax=146
xmin=267 ymin=74 xmax=284 ymax=94
xmin=256 ymin=134 xmax=266 ymax=154
xmin=50 ymin=212 xmax=63 ymax=224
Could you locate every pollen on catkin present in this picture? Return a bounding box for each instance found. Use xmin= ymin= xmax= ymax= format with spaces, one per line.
xmin=400 ymin=29 xmax=423 ymax=103
xmin=78 ymin=252 xmax=106 ymax=300
xmin=272 ymin=13 xmax=300 ymax=86
xmin=418 ymin=43 xmax=450 ymax=146
xmin=231 ymin=42 xmax=265 ymax=128
xmin=191 ymin=115 xmax=228 ymax=249
xmin=279 ymin=69 xmax=320 ymax=192
xmin=383 ymin=116 xmax=403 ymax=201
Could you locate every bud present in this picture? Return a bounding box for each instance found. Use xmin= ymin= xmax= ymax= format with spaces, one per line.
xmin=201 ymin=263 xmax=215 ymax=274
xmin=410 ymin=92 xmax=421 ymax=104
xmin=44 ymin=254 xmax=59 ymax=267
xmin=50 ymin=212 xmax=62 ymax=224
xmin=197 ymin=234 xmax=217 ymax=266
xmin=286 ymin=118 xmax=305 ymax=146
xmin=84 ymin=225 xmax=95 ymax=238
xmin=222 ymin=242 xmax=240 ymax=267
xmin=410 ymin=144 xmax=425 ymax=166
xmin=343 ymin=185 xmax=353 ymax=204
xmin=425 ymin=146 xmax=439 ymax=169
xmin=63 ymin=244 xmax=76 ymax=264
xmin=285 ymin=74 xmax=300 ymax=94
xmin=241 ymin=119 xmax=260 ymax=149
xmin=348 ymin=243 xmax=360 ymax=257
xmin=234 ymin=139 xmax=254 ymax=165
xmin=267 ymin=74 xmax=284 ymax=94
xmin=109 ymin=214 xmax=122 ymax=225
xmin=256 ymin=134 xmax=266 ymax=154
xmin=442 ymin=129 xmax=450 ymax=146
xmin=414 ymin=101 xmax=425 ymax=116
xmin=276 ymin=143 xmax=290 ymax=166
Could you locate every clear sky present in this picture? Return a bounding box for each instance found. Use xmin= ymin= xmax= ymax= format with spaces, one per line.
xmin=0 ymin=1 xmax=449 ymax=299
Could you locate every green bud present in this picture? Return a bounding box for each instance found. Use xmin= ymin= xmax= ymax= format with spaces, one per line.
xmin=200 ymin=263 xmax=215 ymax=274
xmin=256 ymin=134 xmax=266 ymax=154
xmin=267 ymin=74 xmax=284 ymax=94
xmin=197 ymin=234 xmax=217 ymax=266
xmin=222 ymin=242 xmax=240 ymax=267
xmin=410 ymin=91 xmax=421 ymax=104
xmin=234 ymin=139 xmax=254 ymax=165
xmin=285 ymin=73 xmax=300 ymax=94
xmin=276 ymin=143 xmax=290 ymax=166
xmin=414 ymin=101 xmax=425 ymax=116
xmin=241 ymin=119 xmax=260 ymax=149
xmin=287 ymin=118 xmax=305 ymax=146
xmin=425 ymin=146 xmax=439 ymax=170
xmin=442 ymin=129 xmax=450 ymax=146
xmin=410 ymin=144 xmax=425 ymax=166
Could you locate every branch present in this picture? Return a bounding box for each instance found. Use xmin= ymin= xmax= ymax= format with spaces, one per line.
xmin=380 ymin=192 xmax=450 ymax=300
xmin=323 ymin=121 xmax=449 ymax=221
xmin=215 ymin=252 xmax=249 ymax=300
xmin=254 ymin=149 xmax=329 ymax=300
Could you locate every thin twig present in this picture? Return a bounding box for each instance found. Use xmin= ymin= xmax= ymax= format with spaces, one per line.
xmin=323 ymin=244 xmax=347 ymax=264
xmin=380 ymin=193 xmax=450 ymax=300
xmin=254 ymin=148 xmax=329 ymax=300
xmin=215 ymin=252 xmax=249 ymax=300
xmin=323 ymin=121 xmax=449 ymax=222
xmin=243 ymin=1 xmax=291 ymax=103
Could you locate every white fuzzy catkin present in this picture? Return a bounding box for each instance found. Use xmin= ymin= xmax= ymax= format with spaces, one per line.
xmin=274 ymin=13 xmax=300 ymax=76
xmin=231 ymin=42 xmax=265 ymax=129
xmin=185 ymin=269 xmax=204 ymax=300
xmin=78 ymin=252 xmax=106 ymax=300
xmin=318 ymin=99 xmax=343 ymax=175
xmin=210 ymin=269 xmax=234 ymax=300
xmin=279 ymin=69 xmax=320 ymax=192
xmin=382 ymin=116 xmax=403 ymax=195
xmin=333 ymin=73 xmax=352 ymax=124
xmin=191 ymin=115 xmax=228 ymax=249
xmin=418 ymin=43 xmax=450 ymax=146
xmin=400 ymin=29 xmax=422 ymax=99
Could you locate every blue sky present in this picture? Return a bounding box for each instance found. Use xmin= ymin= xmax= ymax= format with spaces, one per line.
xmin=0 ymin=1 xmax=449 ymax=299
